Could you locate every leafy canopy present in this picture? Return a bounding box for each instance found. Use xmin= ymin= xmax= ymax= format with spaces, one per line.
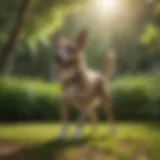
xmin=0 ymin=0 xmax=91 ymax=47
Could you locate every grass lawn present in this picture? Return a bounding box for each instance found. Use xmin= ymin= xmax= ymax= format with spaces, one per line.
xmin=0 ymin=122 xmax=160 ymax=160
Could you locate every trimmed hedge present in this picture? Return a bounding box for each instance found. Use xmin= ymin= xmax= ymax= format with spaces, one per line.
xmin=0 ymin=76 xmax=159 ymax=121
xmin=111 ymin=76 xmax=159 ymax=120
xmin=0 ymin=78 xmax=61 ymax=121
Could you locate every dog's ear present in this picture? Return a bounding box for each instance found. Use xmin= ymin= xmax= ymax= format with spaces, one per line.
xmin=75 ymin=30 xmax=88 ymax=48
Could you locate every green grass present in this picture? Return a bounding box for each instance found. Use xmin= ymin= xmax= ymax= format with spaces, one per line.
xmin=0 ymin=123 xmax=160 ymax=160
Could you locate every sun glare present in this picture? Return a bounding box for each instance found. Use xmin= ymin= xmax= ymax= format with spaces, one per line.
xmin=96 ymin=0 xmax=120 ymax=15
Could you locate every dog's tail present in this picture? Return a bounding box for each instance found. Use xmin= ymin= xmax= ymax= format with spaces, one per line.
xmin=102 ymin=49 xmax=116 ymax=79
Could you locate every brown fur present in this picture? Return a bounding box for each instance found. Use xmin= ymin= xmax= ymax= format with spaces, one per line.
xmin=54 ymin=30 xmax=116 ymax=138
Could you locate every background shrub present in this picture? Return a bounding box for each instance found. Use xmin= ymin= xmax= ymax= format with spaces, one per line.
xmin=0 ymin=76 xmax=159 ymax=122
xmin=111 ymin=76 xmax=154 ymax=120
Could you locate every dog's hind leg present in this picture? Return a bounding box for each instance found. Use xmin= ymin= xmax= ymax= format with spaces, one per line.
xmin=101 ymin=92 xmax=116 ymax=135
xmin=87 ymin=107 xmax=98 ymax=135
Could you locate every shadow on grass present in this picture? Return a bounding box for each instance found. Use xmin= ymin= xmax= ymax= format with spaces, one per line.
xmin=1 ymin=134 xmax=154 ymax=160
xmin=2 ymin=137 xmax=91 ymax=160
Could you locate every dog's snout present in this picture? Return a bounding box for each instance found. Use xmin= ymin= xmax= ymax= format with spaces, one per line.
xmin=55 ymin=54 xmax=62 ymax=62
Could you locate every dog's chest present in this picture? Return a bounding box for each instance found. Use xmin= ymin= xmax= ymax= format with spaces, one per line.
xmin=62 ymin=70 xmax=103 ymax=106
xmin=63 ymin=84 xmax=101 ymax=107
xmin=63 ymin=85 xmax=90 ymax=102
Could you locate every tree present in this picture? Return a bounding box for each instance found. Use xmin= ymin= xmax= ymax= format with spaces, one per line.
xmin=0 ymin=0 xmax=31 ymax=74
xmin=140 ymin=0 xmax=160 ymax=54
xmin=0 ymin=0 xmax=91 ymax=74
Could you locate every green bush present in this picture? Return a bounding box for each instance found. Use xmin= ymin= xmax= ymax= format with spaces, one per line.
xmin=0 ymin=76 xmax=159 ymax=121
xmin=0 ymin=77 xmax=60 ymax=121
xmin=111 ymin=76 xmax=154 ymax=120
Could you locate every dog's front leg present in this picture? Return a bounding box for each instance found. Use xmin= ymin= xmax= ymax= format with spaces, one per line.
xmin=57 ymin=99 xmax=69 ymax=139
xmin=73 ymin=109 xmax=87 ymax=140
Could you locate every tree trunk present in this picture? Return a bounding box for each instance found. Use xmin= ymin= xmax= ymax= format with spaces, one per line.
xmin=0 ymin=0 xmax=31 ymax=75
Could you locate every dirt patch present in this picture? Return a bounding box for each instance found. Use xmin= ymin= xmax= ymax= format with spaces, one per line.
xmin=77 ymin=146 xmax=115 ymax=160
xmin=75 ymin=140 xmax=149 ymax=160
xmin=0 ymin=143 xmax=22 ymax=157
xmin=118 ymin=139 xmax=149 ymax=160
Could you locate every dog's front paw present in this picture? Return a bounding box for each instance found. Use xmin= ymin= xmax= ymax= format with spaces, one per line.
xmin=73 ymin=126 xmax=82 ymax=140
xmin=56 ymin=125 xmax=68 ymax=140
xmin=73 ymin=133 xmax=81 ymax=140
xmin=56 ymin=132 xmax=67 ymax=140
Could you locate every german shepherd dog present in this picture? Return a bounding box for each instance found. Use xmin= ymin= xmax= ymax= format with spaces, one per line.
xmin=54 ymin=30 xmax=116 ymax=139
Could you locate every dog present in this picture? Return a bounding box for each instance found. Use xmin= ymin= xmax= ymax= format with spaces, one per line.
xmin=53 ymin=30 xmax=116 ymax=139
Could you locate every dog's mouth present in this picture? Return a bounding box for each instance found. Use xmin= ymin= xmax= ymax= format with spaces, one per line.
xmin=55 ymin=59 xmax=75 ymax=69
